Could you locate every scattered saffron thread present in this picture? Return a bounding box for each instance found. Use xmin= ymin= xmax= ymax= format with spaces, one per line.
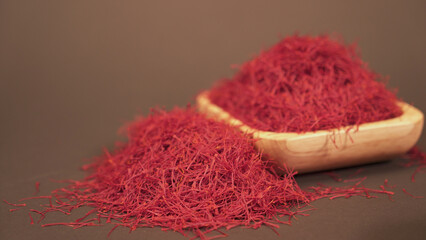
xmin=34 ymin=182 xmax=40 ymax=195
xmin=384 ymin=179 xmax=396 ymax=189
xmin=324 ymin=172 xmax=342 ymax=182
xmin=402 ymin=188 xmax=424 ymax=199
xmin=29 ymin=213 xmax=34 ymax=225
xmin=403 ymin=146 xmax=426 ymax=182
xmin=348 ymin=169 xmax=364 ymax=178
xmin=3 ymin=200 xmax=26 ymax=207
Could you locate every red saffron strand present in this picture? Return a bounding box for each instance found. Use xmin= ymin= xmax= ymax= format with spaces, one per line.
xmin=34 ymin=181 xmax=40 ymax=195
xmin=348 ymin=168 xmax=364 ymax=178
xmin=75 ymin=209 xmax=98 ymax=223
xmin=29 ymin=213 xmax=34 ymax=225
xmin=41 ymin=222 xmax=101 ymax=228
xmin=324 ymin=172 xmax=342 ymax=182
xmin=19 ymin=196 xmax=52 ymax=201
xmin=107 ymin=225 xmax=119 ymax=238
xmin=3 ymin=200 xmax=26 ymax=207
xmin=30 ymin=209 xmax=46 ymax=223
xmin=383 ymin=179 xmax=396 ymax=189
xmin=402 ymin=188 xmax=424 ymax=199
xmin=403 ymin=147 xmax=426 ymax=182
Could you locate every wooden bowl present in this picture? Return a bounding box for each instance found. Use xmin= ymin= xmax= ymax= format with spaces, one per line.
xmin=196 ymin=91 xmax=424 ymax=173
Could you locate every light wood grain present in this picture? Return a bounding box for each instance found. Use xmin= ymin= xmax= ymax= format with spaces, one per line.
xmin=196 ymin=91 xmax=424 ymax=173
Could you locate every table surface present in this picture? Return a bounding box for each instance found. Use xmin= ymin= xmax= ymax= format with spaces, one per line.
xmin=1 ymin=1 xmax=425 ymax=239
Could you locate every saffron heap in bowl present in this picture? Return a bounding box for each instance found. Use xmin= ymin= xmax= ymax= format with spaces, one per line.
xmin=208 ymin=35 xmax=402 ymax=133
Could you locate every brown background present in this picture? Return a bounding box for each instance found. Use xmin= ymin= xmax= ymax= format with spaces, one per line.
xmin=1 ymin=0 xmax=425 ymax=239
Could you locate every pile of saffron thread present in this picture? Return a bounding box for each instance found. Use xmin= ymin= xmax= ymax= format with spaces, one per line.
xmin=19 ymin=108 xmax=309 ymax=238
xmin=5 ymin=108 xmax=397 ymax=239
xmin=208 ymin=34 xmax=402 ymax=132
